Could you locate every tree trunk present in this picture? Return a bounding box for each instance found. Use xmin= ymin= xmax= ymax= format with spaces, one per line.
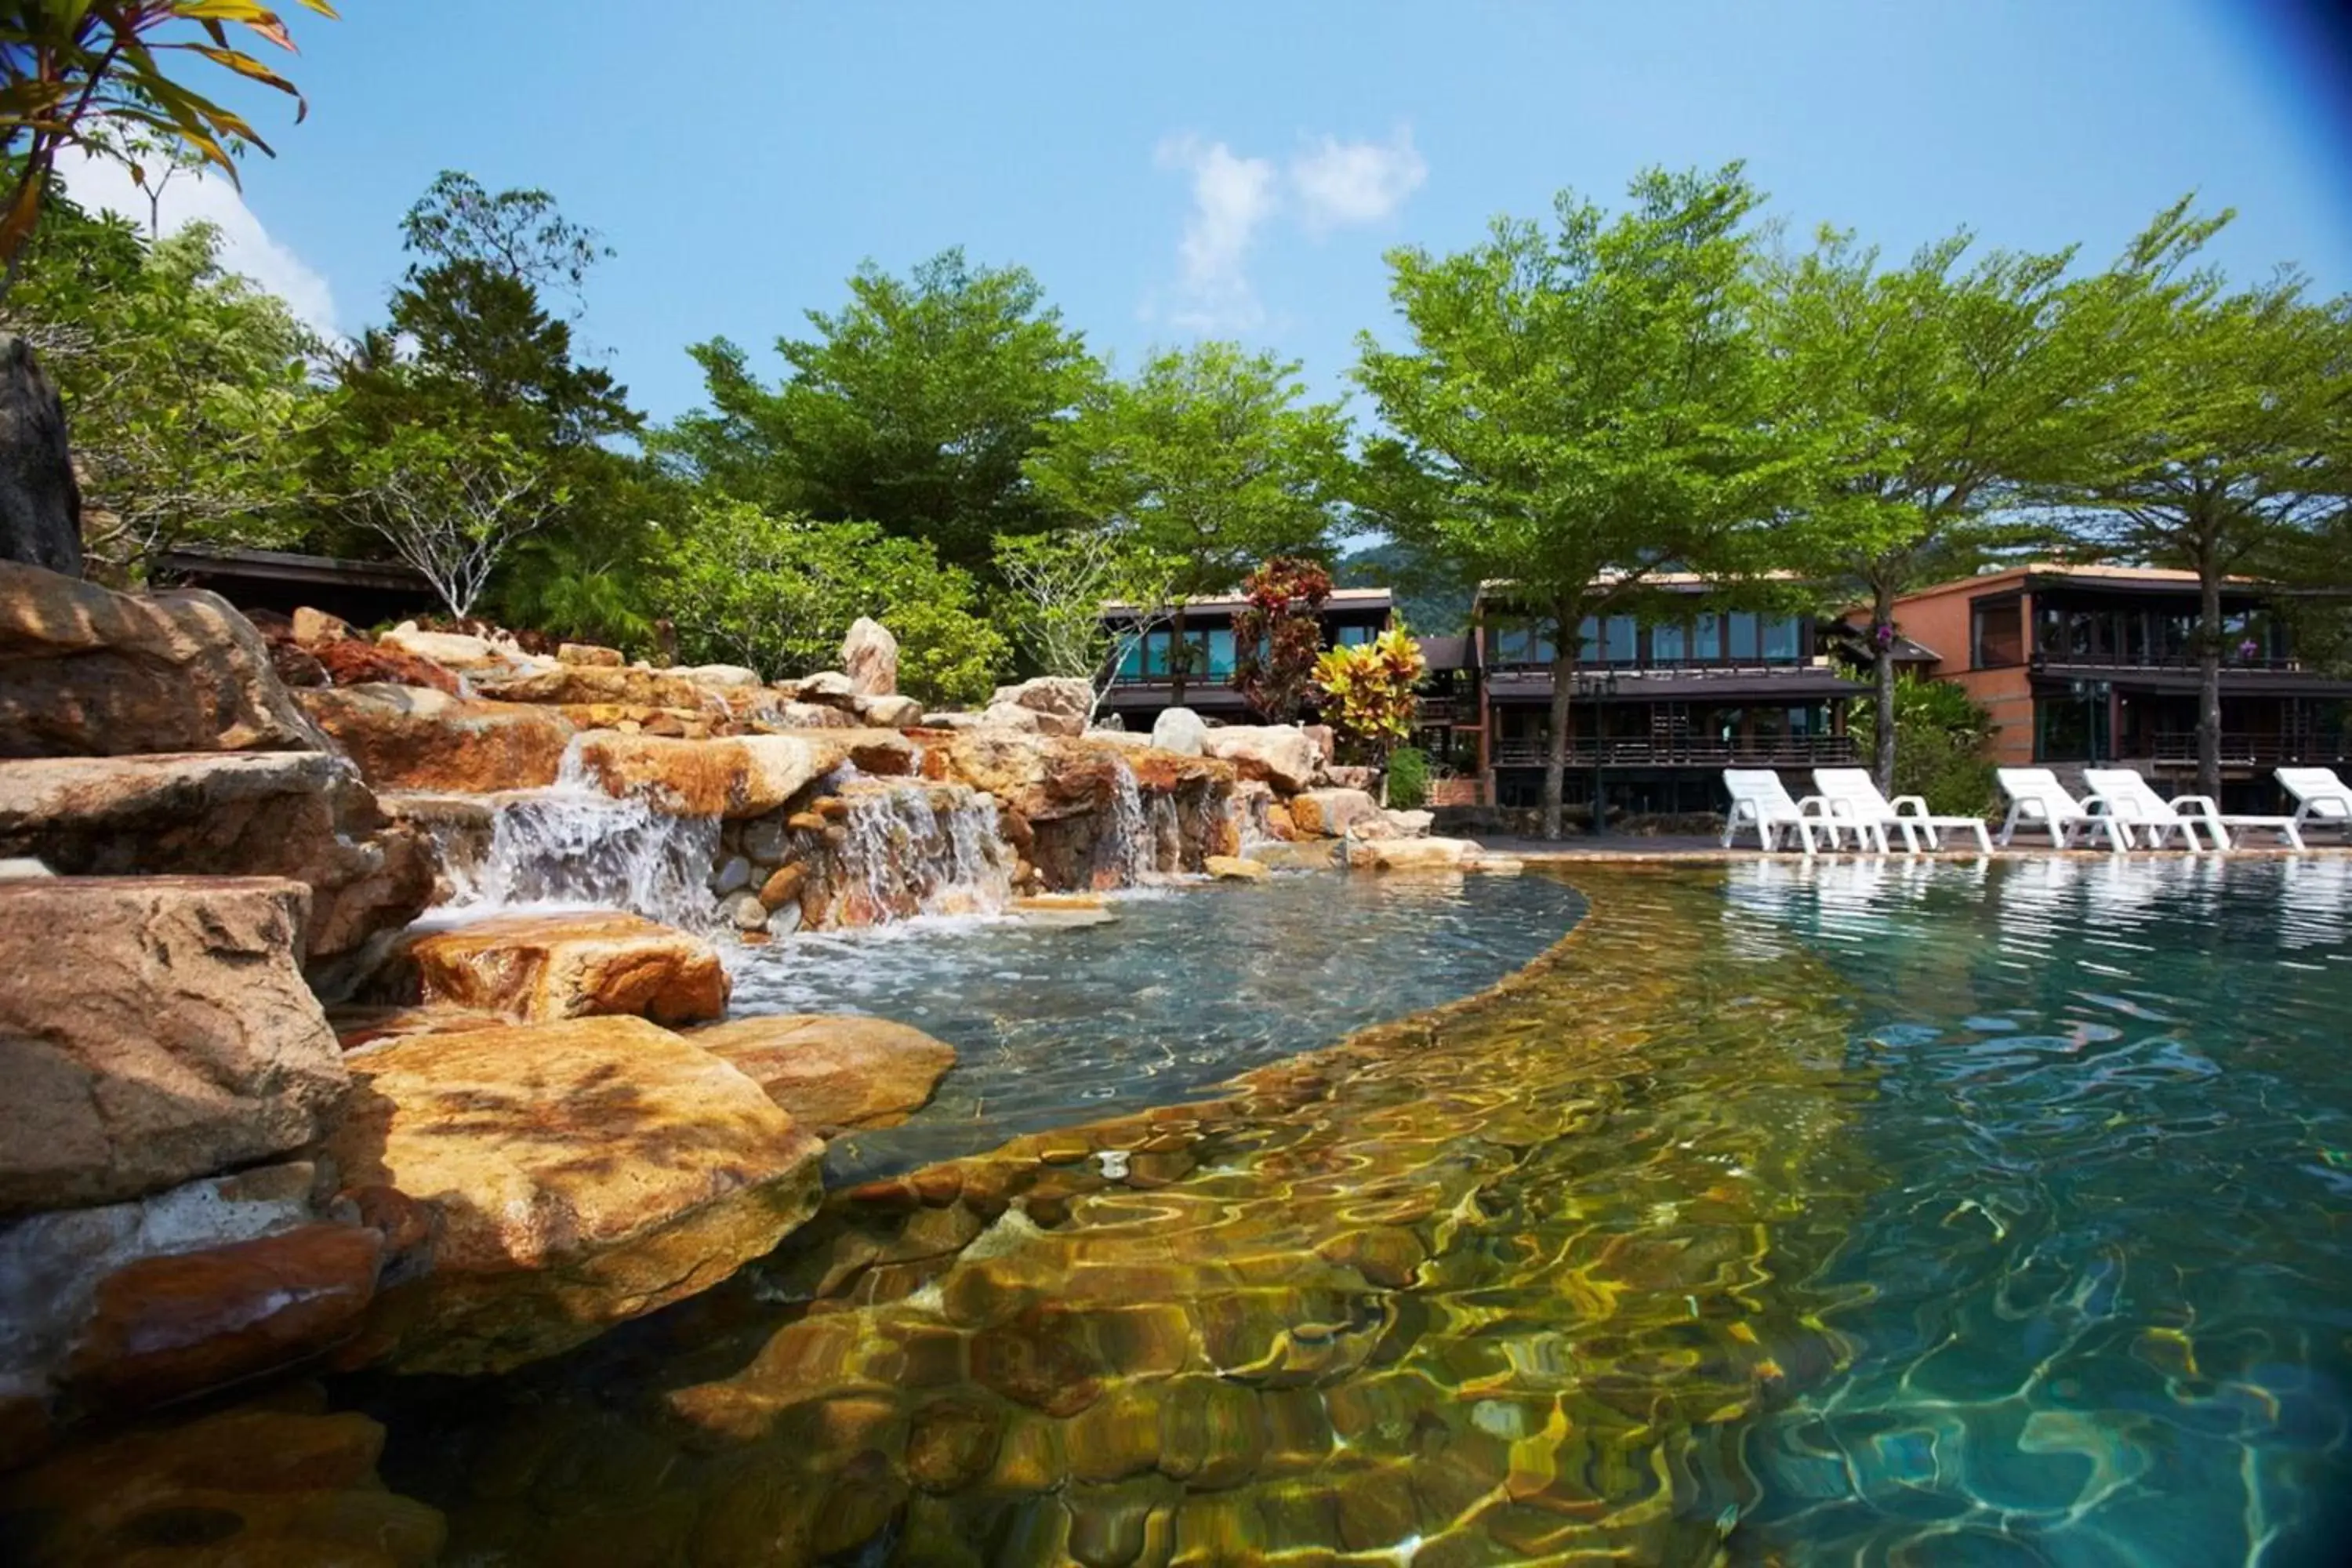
xmin=1169 ymin=602 xmax=1189 ymax=709
xmin=1541 ymin=627 xmax=1576 ymax=841
xmin=2197 ymin=561 xmax=2223 ymax=804
xmin=1872 ymin=581 xmax=1897 ymax=794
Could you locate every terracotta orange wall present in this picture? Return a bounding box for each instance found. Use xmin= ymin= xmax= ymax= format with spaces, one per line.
xmin=1895 ymin=579 xmax=2037 ymax=765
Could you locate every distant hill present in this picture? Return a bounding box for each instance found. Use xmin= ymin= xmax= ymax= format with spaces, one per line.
xmin=1335 ymin=540 xmax=1473 ymax=637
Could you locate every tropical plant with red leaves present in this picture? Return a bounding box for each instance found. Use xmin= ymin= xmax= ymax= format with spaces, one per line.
xmin=1230 ymin=555 xmax=1332 ymax=723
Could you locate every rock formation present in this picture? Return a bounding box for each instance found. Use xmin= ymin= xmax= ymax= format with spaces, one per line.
xmin=299 ymin=684 xmax=576 ymax=793
xmin=0 ymin=336 xmax=82 ymax=576
xmin=689 ymin=1014 xmax=958 ymax=1134
xmin=842 ymin=617 xmax=899 ymax=695
xmin=391 ymin=910 xmax=731 ymax=1025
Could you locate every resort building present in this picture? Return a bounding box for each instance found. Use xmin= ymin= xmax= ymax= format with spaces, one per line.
xmin=1891 ymin=564 xmax=2352 ymax=807
xmin=1472 ymin=577 xmax=1865 ymax=815
xmin=1097 ymin=586 xmax=1396 ymax=731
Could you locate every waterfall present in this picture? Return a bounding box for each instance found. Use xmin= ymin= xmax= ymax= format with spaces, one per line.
xmin=1089 ymin=757 xmax=1159 ymax=888
xmin=440 ymin=741 xmax=720 ymax=929
xmin=806 ymin=778 xmax=1014 ymax=927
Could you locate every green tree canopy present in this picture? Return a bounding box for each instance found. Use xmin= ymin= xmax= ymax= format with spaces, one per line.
xmin=1762 ymin=201 xmax=2221 ymax=787
xmin=1025 ymin=340 xmax=1348 ymax=705
xmin=654 ymin=500 xmax=1007 ymax=707
xmin=660 ymin=249 xmax=1098 ymax=575
xmin=2069 ymin=267 xmax=2352 ymax=799
xmin=1355 ymin=165 xmax=1800 ymax=836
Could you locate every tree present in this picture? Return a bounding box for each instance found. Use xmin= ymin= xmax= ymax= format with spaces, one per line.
xmin=2070 ymin=274 xmax=2352 ymax=800
xmin=1356 ymin=165 xmax=1799 ymax=837
xmin=1230 ymin=555 xmax=1333 ymax=723
xmin=994 ymin=528 xmax=1183 ymax=721
xmin=1025 ymin=341 xmax=1348 ymax=706
xmin=655 ymin=500 xmax=1007 ymax=706
xmin=1316 ymin=624 xmax=1426 ymax=770
xmin=399 ymin=169 xmax=611 ymax=304
xmin=1848 ymin=676 xmax=1998 ymax=818
xmin=0 ymin=0 xmax=336 ymax=299
xmin=660 ymin=249 xmax=1098 ymax=574
xmin=0 ymin=201 xmax=324 ymax=579
xmin=1762 ymin=203 xmax=2221 ymax=790
xmin=341 ymin=423 xmax=553 ymax=620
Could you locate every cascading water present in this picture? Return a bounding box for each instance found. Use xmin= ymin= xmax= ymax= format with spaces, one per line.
xmin=441 ymin=741 xmax=721 ymax=928
xmin=800 ymin=775 xmax=1014 ymax=927
xmin=1088 ymin=757 xmax=1159 ymax=887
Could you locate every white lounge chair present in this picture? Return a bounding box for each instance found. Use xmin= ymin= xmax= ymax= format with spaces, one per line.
xmin=1721 ymin=768 xmax=1845 ymax=854
xmin=1995 ymin=768 xmax=2132 ymax=851
xmin=1812 ymin=767 xmax=1993 ymax=854
xmin=2080 ymin=768 xmax=2223 ymax=851
xmin=2279 ymin=767 xmax=2352 ymax=843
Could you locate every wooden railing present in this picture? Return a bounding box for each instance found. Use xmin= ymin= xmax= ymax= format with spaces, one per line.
xmin=2150 ymin=733 xmax=2352 ymax=765
xmin=1491 ymin=734 xmax=1860 ymax=769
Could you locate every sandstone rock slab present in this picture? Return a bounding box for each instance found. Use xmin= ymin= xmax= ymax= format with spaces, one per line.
xmin=558 ymin=641 xmax=624 ymax=666
xmin=1346 ymin=835 xmax=1475 ymax=872
xmin=380 ymin=625 xmax=505 ymax=670
xmin=299 ymin=684 xmax=577 ymax=794
xmin=0 ymin=879 xmax=347 ymax=1215
xmin=1203 ymin=855 xmax=1269 ymax=882
xmin=1285 ymin=787 xmax=1386 ymax=839
xmin=688 ymin=1014 xmax=956 ymax=1136
xmin=572 ymin=731 xmax=848 ymax=819
xmin=0 ymin=750 xmax=435 ymax=960
xmin=475 ymin=662 xmax=713 ymax=710
xmin=842 ymin=616 xmax=899 ymax=695
xmin=0 ymin=561 xmax=326 ymax=757
xmin=396 ymin=910 xmax=731 ymax=1025
xmin=989 ymin=677 xmax=1092 ymax=737
xmin=1200 ymin=725 xmax=1316 ymax=793
xmin=327 ymin=1017 xmax=825 ymax=1373
xmin=310 ymin=636 xmax=463 ymax=695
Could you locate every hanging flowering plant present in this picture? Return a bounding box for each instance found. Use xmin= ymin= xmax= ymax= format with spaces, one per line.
xmin=1314 ymin=623 xmax=1426 ymax=764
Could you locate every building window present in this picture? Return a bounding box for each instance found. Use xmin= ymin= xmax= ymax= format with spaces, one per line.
xmin=1726 ymin=612 xmax=1759 ymax=662
xmin=1692 ymin=615 xmax=1722 ymax=661
xmin=1335 ymin=623 xmax=1375 ymax=648
xmin=1652 ymin=623 xmax=1687 ymax=663
xmin=1490 ymin=622 xmax=1555 ymax=664
xmin=1972 ymin=597 xmax=2023 ymax=668
xmin=1206 ymin=628 xmax=1236 ymax=679
xmin=1761 ymin=615 xmax=1800 ymax=662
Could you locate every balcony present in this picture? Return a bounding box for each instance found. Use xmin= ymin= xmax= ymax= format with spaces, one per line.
xmin=1491 ymin=734 xmax=1860 ymax=769
xmin=2149 ymin=732 xmax=2352 ymax=766
xmin=2031 ymin=652 xmax=2304 ymax=674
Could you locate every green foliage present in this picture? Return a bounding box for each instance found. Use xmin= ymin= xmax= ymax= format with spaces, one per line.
xmin=1315 ymin=624 xmax=1426 ymax=764
xmin=1336 ymin=539 xmax=1472 ymax=637
xmin=1 ymin=203 xmax=325 ymax=579
xmin=0 ymin=0 xmax=336 ymax=286
xmin=1025 ymin=341 xmax=1348 ymax=702
xmin=399 ymin=170 xmax=612 ymax=302
xmin=1231 ymin=557 xmax=1332 ymax=723
xmin=336 ymin=421 xmax=555 ymax=620
xmin=661 ymin=249 xmax=1098 ymax=575
xmin=1849 ymin=677 xmax=1998 ymax=818
xmin=993 ymin=527 xmax=1183 ymax=689
xmin=1356 ymin=165 xmax=1798 ymax=833
xmin=1385 ymin=746 xmax=1431 ymax=811
xmin=655 ymin=500 xmax=1007 ymax=706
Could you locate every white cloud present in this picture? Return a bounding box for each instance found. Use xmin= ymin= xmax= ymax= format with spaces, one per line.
xmin=1289 ymin=126 xmax=1428 ymax=233
xmin=1154 ymin=133 xmax=1280 ymax=332
xmin=49 ymin=145 xmax=339 ymax=336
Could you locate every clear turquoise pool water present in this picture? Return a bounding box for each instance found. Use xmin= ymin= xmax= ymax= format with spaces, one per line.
xmin=1722 ymin=857 xmax=2352 ymax=1566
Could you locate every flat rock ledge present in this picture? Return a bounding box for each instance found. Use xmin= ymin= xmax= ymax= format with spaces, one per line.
xmin=328 ymin=1016 xmax=825 ymax=1375
xmin=389 ymin=910 xmax=731 ymax=1025
xmin=688 ymin=1014 xmax=958 ymax=1136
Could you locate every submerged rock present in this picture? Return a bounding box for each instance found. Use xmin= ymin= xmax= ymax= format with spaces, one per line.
xmin=328 ymin=1016 xmax=825 ymax=1374
xmin=0 ymin=877 xmax=348 ymax=1216
xmin=572 ymin=731 xmax=848 ymax=818
xmin=0 ymin=561 xmax=326 ymax=758
xmin=395 ymin=909 xmax=731 ymax=1025
xmin=299 ymin=684 xmax=575 ymax=794
xmin=688 ymin=1014 xmax=958 ymax=1136
xmin=0 ymin=750 xmax=434 ymax=961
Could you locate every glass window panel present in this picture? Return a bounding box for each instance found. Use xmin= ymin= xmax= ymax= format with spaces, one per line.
xmin=1142 ymin=632 xmax=1171 ymax=677
xmin=1603 ymin=616 xmax=1637 ymax=662
xmin=2037 ymin=607 xmax=2067 ymax=654
xmin=1652 ymin=623 xmax=1686 ymax=663
xmin=1578 ymin=616 xmax=1600 ymax=662
xmin=1973 ymin=600 xmax=2024 ymax=667
xmin=1118 ymin=637 xmax=1144 ymax=679
xmin=1726 ymin=612 xmax=1759 ymax=660
xmin=1761 ymin=615 xmax=1799 ymax=662
xmin=1693 ymin=615 xmax=1722 ymax=660
xmin=1207 ymin=629 xmax=1236 ymax=679
xmin=1337 ymin=623 xmax=1375 ymax=647
xmin=2068 ymin=613 xmax=2093 ymax=658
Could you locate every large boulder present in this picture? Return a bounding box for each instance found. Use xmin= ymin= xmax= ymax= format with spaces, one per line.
xmin=571 ymin=731 xmax=848 ymax=818
xmin=841 ymin=616 xmax=899 ymax=696
xmin=394 ymin=910 xmax=731 ymax=1025
xmin=0 ymin=561 xmax=327 ymax=758
xmin=0 ymin=877 xmax=349 ymax=1216
xmin=328 ymin=1016 xmax=826 ymax=1373
xmin=1345 ymin=835 xmax=1476 ymax=872
xmin=0 ymin=335 xmax=81 ymax=576
xmin=1200 ymin=724 xmax=1316 ymax=793
xmin=688 ymin=1014 xmax=956 ymax=1136
xmin=310 ymin=637 xmax=463 ymax=695
xmin=1150 ymin=706 xmax=1207 ymax=757
xmin=935 ymin=731 xmax=1120 ymax=822
xmin=0 ymin=752 xmax=432 ymax=962
xmin=298 ymin=683 xmax=576 ymax=793
xmin=474 ymin=662 xmax=713 ymax=711
xmin=1286 ymin=786 xmax=1388 ymax=839
xmin=989 ymin=676 xmax=1092 ymax=737
xmin=855 ymin=692 xmax=924 ymax=728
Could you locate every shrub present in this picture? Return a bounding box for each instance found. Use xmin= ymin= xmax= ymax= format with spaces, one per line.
xmin=1852 ymin=677 xmax=1998 ymax=817
xmin=1385 ymin=746 xmax=1431 ymax=811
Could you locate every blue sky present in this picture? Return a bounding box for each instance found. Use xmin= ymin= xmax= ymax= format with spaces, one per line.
xmin=60 ymin=1 xmax=2352 ymax=428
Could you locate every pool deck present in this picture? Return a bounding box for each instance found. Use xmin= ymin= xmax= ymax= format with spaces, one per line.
xmin=1468 ymin=833 xmax=2352 ymax=862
